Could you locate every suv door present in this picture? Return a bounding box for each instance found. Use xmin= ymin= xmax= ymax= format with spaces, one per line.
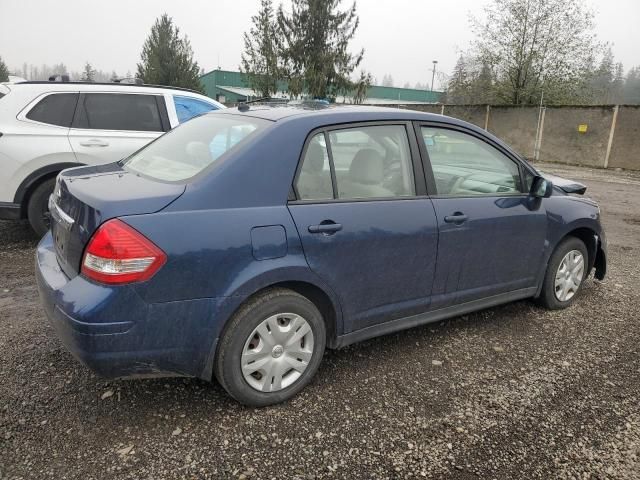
xmin=417 ymin=124 xmax=547 ymax=308
xmin=288 ymin=123 xmax=438 ymax=333
xmin=68 ymin=92 xmax=169 ymax=165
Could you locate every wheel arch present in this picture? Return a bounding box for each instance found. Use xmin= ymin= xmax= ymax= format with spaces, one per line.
xmin=14 ymin=162 xmax=80 ymax=216
xmin=537 ymin=225 xmax=604 ymax=297
xmin=201 ymin=273 xmax=344 ymax=381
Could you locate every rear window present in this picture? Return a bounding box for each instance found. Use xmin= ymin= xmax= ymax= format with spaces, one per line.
xmin=122 ymin=114 xmax=269 ymax=182
xmin=26 ymin=93 xmax=78 ymax=127
xmin=73 ymin=93 xmax=163 ymax=132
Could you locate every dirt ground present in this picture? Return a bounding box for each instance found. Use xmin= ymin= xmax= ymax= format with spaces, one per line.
xmin=1 ymin=163 xmax=639 ymax=479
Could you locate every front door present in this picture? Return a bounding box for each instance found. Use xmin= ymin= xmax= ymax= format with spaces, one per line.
xmin=288 ymin=124 xmax=438 ymax=333
xmin=418 ymin=125 xmax=547 ymax=308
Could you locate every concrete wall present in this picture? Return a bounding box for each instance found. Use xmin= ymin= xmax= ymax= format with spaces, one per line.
xmin=608 ymin=106 xmax=640 ymax=170
xmin=488 ymin=106 xmax=540 ymax=159
xmin=539 ymin=106 xmax=614 ymax=168
xmin=392 ymin=103 xmax=639 ymax=170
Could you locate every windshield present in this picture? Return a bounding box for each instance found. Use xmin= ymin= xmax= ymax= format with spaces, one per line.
xmin=122 ymin=114 xmax=270 ymax=182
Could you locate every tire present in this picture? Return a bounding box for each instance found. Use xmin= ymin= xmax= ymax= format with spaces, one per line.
xmin=27 ymin=178 xmax=56 ymax=237
xmin=214 ymin=288 xmax=326 ymax=407
xmin=537 ymin=236 xmax=589 ymax=310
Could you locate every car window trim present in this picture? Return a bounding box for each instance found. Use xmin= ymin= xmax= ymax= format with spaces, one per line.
xmin=413 ymin=121 xmax=532 ymax=198
xmin=290 ymin=120 xmax=427 ymax=205
xmin=71 ymin=91 xmax=166 ymax=133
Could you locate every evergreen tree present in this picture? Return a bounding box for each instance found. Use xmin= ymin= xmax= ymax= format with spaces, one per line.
xmin=446 ymin=56 xmax=471 ymax=103
xmin=0 ymin=56 xmax=9 ymax=82
xmin=241 ymin=0 xmax=281 ymax=98
xmin=136 ymin=14 xmax=204 ymax=92
xmin=381 ymin=74 xmax=394 ymax=87
xmin=81 ymin=62 xmax=96 ymax=82
xmin=351 ymin=71 xmax=372 ymax=104
xmin=277 ymin=0 xmax=364 ymax=99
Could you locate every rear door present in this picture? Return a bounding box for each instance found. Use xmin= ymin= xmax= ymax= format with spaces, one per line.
xmin=417 ymin=124 xmax=547 ymax=308
xmin=68 ymin=92 xmax=169 ymax=165
xmin=288 ymin=122 xmax=439 ymax=333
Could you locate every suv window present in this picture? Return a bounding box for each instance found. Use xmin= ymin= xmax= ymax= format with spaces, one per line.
xmin=173 ymin=95 xmax=218 ymax=123
xmin=331 ymin=125 xmax=415 ymax=200
xmin=73 ymin=93 xmax=163 ymax=132
xmin=421 ymin=127 xmax=522 ymax=195
xmin=26 ymin=93 xmax=78 ymax=127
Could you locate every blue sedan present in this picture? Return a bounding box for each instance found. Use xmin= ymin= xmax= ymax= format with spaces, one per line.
xmin=36 ymin=106 xmax=607 ymax=406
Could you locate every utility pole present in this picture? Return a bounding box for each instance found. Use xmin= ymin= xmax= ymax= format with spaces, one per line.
xmin=430 ymin=60 xmax=438 ymax=92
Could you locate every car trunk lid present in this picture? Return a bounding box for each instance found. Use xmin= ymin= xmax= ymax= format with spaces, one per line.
xmin=50 ymin=162 xmax=185 ymax=279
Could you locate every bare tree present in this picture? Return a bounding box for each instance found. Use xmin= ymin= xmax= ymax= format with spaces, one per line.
xmin=472 ymin=0 xmax=602 ymax=104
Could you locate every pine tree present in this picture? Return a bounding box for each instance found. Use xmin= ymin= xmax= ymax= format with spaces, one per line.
xmin=0 ymin=56 xmax=9 ymax=82
xmin=136 ymin=14 xmax=204 ymax=93
xmin=277 ymin=0 xmax=364 ymax=99
xmin=241 ymin=0 xmax=281 ymax=98
xmin=446 ymin=56 xmax=471 ymax=103
xmin=81 ymin=62 xmax=96 ymax=82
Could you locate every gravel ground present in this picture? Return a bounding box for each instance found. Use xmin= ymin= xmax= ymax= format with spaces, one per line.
xmin=1 ymin=163 xmax=639 ymax=479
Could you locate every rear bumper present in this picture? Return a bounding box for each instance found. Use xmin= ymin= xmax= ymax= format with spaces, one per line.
xmin=35 ymin=232 xmax=222 ymax=379
xmin=0 ymin=202 xmax=21 ymax=220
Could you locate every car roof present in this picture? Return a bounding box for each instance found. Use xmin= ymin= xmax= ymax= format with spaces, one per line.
xmin=10 ymin=81 xmax=213 ymax=100
xmin=214 ymin=104 xmax=460 ymax=125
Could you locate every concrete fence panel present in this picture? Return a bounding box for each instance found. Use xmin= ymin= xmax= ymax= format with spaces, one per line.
xmin=487 ymin=106 xmax=540 ymax=159
xmin=539 ymin=106 xmax=614 ymax=168
xmin=441 ymin=105 xmax=487 ymax=128
xmin=608 ymin=106 xmax=640 ymax=170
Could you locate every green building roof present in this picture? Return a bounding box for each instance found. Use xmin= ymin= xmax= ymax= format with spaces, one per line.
xmin=200 ymin=69 xmax=442 ymax=104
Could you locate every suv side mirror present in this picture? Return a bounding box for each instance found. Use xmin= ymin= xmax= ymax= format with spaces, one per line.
xmin=530 ymin=176 xmax=553 ymax=198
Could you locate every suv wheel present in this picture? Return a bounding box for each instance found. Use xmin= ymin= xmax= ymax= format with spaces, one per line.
xmin=537 ymin=236 xmax=588 ymax=310
xmin=215 ymin=288 xmax=326 ymax=406
xmin=27 ymin=178 xmax=56 ymax=237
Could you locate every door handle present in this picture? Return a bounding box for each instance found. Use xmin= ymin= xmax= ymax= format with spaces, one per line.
xmin=444 ymin=212 xmax=468 ymax=224
xmin=308 ymin=222 xmax=343 ymax=235
xmin=79 ymin=139 xmax=109 ymax=147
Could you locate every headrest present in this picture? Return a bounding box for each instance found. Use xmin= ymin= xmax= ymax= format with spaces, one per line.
xmin=349 ymin=149 xmax=384 ymax=185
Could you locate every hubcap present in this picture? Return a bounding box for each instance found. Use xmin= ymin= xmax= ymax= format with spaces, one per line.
xmin=241 ymin=313 xmax=314 ymax=393
xmin=554 ymin=250 xmax=585 ymax=302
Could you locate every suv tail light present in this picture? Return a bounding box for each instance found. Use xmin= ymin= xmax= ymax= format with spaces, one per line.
xmin=81 ymin=219 xmax=166 ymax=285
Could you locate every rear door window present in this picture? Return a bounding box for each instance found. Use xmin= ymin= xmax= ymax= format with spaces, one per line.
xmin=173 ymin=95 xmax=218 ymax=123
xmin=26 ymin=93 xmax=79 ymax=127
xmin=73 ymin=93 xmax=163 ymax=132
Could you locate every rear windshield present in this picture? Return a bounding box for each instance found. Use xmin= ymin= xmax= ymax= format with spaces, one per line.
xmin=122 ymin=114 xmax=269 ymax=182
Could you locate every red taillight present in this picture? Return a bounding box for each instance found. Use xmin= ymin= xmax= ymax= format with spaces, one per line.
xmin=81 ymin=219 xmax=166 ymax=285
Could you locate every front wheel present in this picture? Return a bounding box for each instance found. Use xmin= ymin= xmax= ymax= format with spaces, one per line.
xmin=214 ymin=288 xmax=326 ymax=406
xmin=537 ymin=237 xmax=588 ymax=310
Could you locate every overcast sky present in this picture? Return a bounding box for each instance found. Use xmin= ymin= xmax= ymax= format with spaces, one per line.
xmin=1 ymin=0 xmax=638 ymax=87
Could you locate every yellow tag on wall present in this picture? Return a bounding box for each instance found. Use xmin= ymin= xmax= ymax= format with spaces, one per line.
xmin=578 ymin=124 xmax=588 ymax=133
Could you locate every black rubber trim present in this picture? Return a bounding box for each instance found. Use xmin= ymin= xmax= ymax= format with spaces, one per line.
xmin=0 ymin=202 xmax=22 ymax=220
xmin=331 ymin=287 xmax=538 ymax=348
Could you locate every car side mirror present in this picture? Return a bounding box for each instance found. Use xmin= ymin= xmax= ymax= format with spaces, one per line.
xmin=530 ymin=176 xmax=553 ymax=198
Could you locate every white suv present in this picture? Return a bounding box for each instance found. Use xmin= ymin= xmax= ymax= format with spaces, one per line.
xmin=0 ymin=81 xmax=224 ymax=235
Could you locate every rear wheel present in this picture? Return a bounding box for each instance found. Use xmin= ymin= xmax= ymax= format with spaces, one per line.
xmin=537 ymin=237 xmax=588 ymax=310
xmin=215 ymin=288 xmax=326 ymax=406
xmin=27 ymin=178 xmax=56 ymax=237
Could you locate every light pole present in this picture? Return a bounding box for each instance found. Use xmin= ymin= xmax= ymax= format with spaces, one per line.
xmin=430 ymin=60 xmax=438 ymax=92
